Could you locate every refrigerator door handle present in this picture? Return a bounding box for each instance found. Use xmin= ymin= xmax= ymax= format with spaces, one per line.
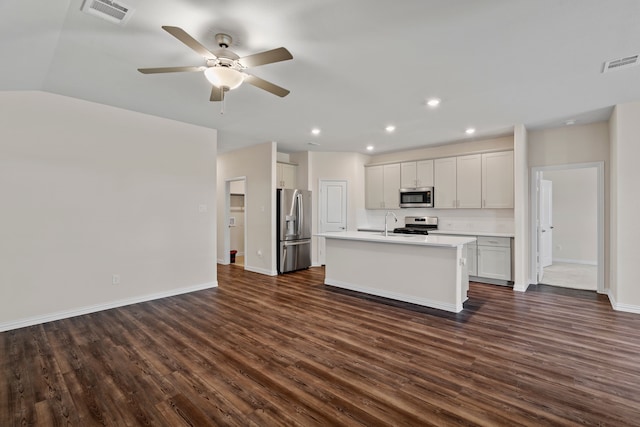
xmin=283 ymin=240 xmax=310 ymax=246
xmin=296 ymin=193 xmax=303 ymax=237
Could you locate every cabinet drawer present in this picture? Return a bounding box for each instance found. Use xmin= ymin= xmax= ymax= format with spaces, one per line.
xmin=477 ymin=236 xmax=511 ymax=248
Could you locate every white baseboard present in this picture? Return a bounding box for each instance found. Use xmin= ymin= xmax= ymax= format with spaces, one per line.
xmin=513 ymin=282 xmax=530 ymax=292
xmin=0 ymin=281 xmax=218 ymax=333
xmin=608 ymin=290 xmax=640 ymax=314
xmin=552 ymin=258 xmax=597 ymax=266
xmin=244 ymin=265 xmax=278 ymax=276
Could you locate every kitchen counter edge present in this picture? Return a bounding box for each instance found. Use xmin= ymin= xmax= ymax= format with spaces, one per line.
xmin=317 ymin=231 xmax=476 ymax=247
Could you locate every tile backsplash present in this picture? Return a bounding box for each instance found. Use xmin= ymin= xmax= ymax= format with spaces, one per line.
xmin=358 ymin=208 xmax=514 ymax=234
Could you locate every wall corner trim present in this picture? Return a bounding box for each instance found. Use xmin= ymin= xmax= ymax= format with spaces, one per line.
xmin=513 ymin=282 xmax=530 ymax=293
xmin=0 ymin=281 xmax=218 ymax=332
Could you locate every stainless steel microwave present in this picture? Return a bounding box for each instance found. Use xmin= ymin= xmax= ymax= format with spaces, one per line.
xmin=399 ymin=187 xmax=434 ymax=208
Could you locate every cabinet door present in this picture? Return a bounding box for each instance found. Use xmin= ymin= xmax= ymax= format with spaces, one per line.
xmin=482 ymin=151 xmax=514 ymax=208
xmin=382 ymin=163 xmax=401 ymax=209
xmin=456 ymin=154 xmax=482 ymax=208
xmin=467 ymin=242 xmax=478 ymax=276
xmin=400 ymin=162 xmax=417 ymax=188
xmin=277 ymin=163 xmax=297 ymax=189
xmin=281 ymin=163 xmax=297 ymax=189
xmin=416 ymin=159 xmax=434 ymax=187
xmin=365 ymin=165 xmax=385 ymax=209
xmin=477 ymin=246 xmax=511 ymax=280
xmin=434 ymin=157 xmax=457 ymax=209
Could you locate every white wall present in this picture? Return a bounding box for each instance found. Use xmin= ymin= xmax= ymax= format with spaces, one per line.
xmin=528 ymin=121 xmax=610 ymax=288
xmin=543 ymin=169 xmax=598 ymax=264
xmin=0 ymin=91 xmax=218 ymax=331
xmin=609 ymin=102 xmax=640 ymax=311
xmin=308 ymin=152 xmax=369 ymax=265
xmin=217 ymin=142 xmax=276 ymax=275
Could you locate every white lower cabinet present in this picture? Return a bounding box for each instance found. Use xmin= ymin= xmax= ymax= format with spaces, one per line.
xmin=476 ymin=236 xmax=512 ymax=281
xmin=436 ymin=234 xmax=511 ymax=284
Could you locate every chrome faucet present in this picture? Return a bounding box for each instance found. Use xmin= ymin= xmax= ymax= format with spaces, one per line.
xmin=384 ymin=211 xmax=398 ymax=236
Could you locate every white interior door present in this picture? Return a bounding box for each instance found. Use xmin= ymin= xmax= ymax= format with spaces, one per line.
xmin=319 ymin=180 xmax=347 ymax=265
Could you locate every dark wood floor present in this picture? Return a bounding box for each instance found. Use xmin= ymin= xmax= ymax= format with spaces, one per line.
xmin=3 ymin=266 xmax=640 ymax=426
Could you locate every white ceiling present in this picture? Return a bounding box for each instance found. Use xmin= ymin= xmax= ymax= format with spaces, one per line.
xmin=2 ymin=0 xmax=639 ymax=154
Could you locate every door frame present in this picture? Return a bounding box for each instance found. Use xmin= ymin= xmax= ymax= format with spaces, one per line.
xmin=529 ymin=162 xmax=604 ymax=293
xmin=224 ymin=176 xmax=247 ymax=266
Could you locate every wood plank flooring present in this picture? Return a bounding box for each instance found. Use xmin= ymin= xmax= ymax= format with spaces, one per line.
xmin=2 ymin=265 xmax=640 ymax=426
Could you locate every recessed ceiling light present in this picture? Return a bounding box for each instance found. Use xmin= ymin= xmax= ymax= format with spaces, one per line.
xmin=565 ymin=119 xmax=576 ymax=126
xmin=465 ymin=128 xmax=476 ymax=135
xmin=311 ymin=128 xmax=321 ymax=135
xmin=366 ymin=145 xmax=374 ymax=151
xmin=426 ymin=98 xmax=441 ymax=107
xmin=385 ymin=125 xmax=396 ymax=132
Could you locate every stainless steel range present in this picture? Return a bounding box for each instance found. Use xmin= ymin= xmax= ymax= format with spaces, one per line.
xmin=393 ymin=216 xmax=438 ymax=235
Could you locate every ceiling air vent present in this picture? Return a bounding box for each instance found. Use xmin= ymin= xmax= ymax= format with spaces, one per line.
xmin=81 ymin=0 xmax=135 ymax=25
xmin=602 ymin=54 xmax=639 ymax=73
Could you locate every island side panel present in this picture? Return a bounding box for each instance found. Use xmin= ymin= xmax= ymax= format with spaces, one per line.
xmin=324 ymin=238 xmax=464 ymax=312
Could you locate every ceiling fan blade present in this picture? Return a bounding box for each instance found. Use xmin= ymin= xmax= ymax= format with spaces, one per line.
xmin=238 ymin=47 xmax=293 ymax=68
xmin=138 ymin=66 xmax=204 ymax=74
xmin=210 ymin=86 xmax=225 ymax=102
xmin=162 ymin=26 xmax=217 ymax=59
xmin=243 ymin=74 xmax=290 ymax=97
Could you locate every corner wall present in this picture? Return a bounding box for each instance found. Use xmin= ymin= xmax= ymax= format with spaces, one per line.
xmin=308 ymin=151 xmax=369 ymax=265
xmin=528 ymin=121 xmax=610 ymax=290
xmin=217 ymin=142 xmax=277 ymax=275
xmin=609 ymin=102 xmax=640 ymax=312
xmin=0 ymin=91 xmax=218 ymax=331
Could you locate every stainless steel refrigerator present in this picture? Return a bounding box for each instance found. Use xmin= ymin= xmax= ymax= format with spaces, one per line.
xmin=277 ymin=188 xmax=312 ymax=274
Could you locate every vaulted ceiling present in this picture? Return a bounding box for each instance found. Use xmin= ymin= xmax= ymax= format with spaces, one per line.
xmin=2 ymin=0 xmax=639 ymax=153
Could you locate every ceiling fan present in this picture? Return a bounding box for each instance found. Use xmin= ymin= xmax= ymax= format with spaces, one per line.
xmin=138 ymin=26 xmax=293 ymax=102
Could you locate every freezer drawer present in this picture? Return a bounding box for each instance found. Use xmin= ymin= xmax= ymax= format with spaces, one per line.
xmin=279 ymin=239 xmax=311 ymax=274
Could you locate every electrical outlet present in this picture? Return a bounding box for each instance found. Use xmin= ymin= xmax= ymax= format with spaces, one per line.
xmin=112 ymin=274 xmax=121 ymax=285
xmin=257 ymin=249 xmax=263 ymax=257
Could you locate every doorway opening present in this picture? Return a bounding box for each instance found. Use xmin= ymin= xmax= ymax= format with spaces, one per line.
xmin=530 ymin=162 xmax=604 ymax=293
xmin=224 ymin=177 xmax=247 ymax=268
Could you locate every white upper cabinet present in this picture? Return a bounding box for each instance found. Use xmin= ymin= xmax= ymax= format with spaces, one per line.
xmin=400 ymin=159 xmax=433 ymax=188
xmin=434 ymin=157 xmax=457 ymax=209
xmin=383 ymin=163 xmax=401 ymax=208
xmin=416 ymin=160 xmax=434 ymax=188
xmin=456 ymin=154 xmax=482 ymax=208
xmin=365 ymin=163 xmax=401 ymax=209
xmin=400 ymin=162 xmax=417 ymax=188
xmin=277 ymin=162 xmax=297 ymax=189
xmin=482 ymin=151 xmax=514 ymax=208
xmin=368 ymin=150 xmax=513 ymax=210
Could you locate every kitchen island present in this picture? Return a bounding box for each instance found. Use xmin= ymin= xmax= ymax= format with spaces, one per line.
xmin=318 ymin=232 xmax=476 ymax=313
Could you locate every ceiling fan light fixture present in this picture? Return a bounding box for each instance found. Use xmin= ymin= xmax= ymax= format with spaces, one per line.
xmin=204 ymin=67 xmax=244 ymax=90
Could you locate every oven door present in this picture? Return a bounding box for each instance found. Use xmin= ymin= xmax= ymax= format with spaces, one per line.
xmin=399 ymin=187 xmax=433 ymax=208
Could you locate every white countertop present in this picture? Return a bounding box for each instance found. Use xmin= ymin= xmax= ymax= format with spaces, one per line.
xmin=429 ymin=230 xmax=514 ymax=238
xmin=317 ymin=231 xmax=476 ymax=247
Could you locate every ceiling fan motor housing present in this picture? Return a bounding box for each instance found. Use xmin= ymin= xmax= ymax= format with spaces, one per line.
xmin=215 ymin=33 xmax=232 ymax=49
